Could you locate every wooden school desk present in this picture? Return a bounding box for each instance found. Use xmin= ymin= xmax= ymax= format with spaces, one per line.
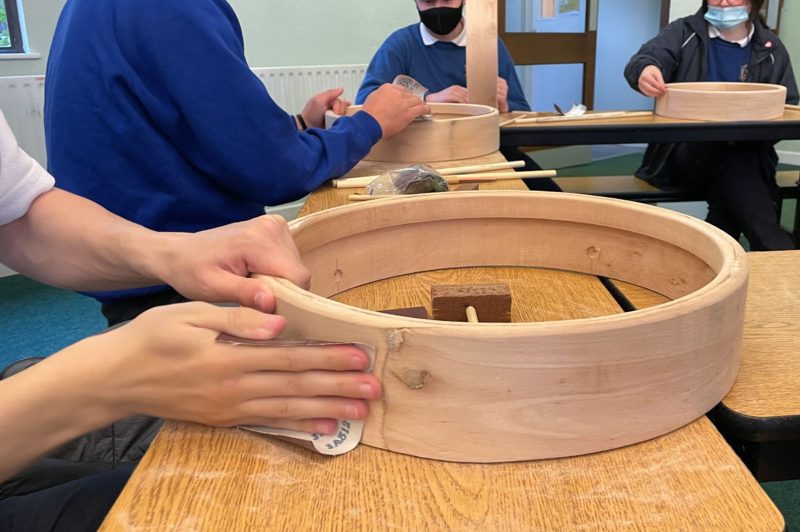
xmin=101 ymin=155 xmax=783 ymax=530
xmin=708 ymin=251 xmax=800 ymax=482
xmin=499 ymin=107 xmax=800 ymax=147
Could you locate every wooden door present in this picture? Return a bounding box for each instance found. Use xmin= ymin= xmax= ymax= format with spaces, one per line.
xmin=499 ymin=0 xmax=673 ymax=110
xmin=499 ymin=0 xmax=598 ymax=108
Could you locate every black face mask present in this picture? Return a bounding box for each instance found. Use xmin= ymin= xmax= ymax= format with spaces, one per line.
xmin=418 ymin=5 xmax=464 ymax=36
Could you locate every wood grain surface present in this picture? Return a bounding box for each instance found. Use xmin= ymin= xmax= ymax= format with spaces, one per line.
xmin=267 ymin=189 xmax=746 ymax=461
xmin=499 ymin=106 xmax=800 ymax=128
xmin=333 ymin=266 xmax=621 ymax=322
xmin=617 ymin=251 xmax=800 ymax=418
xmin=656 ymin=82 xmax=786 ymax=122
xmin=100 ymin=161 xmax=783 ymax=530
xmin=613 ymin=280 xmax=671 ymax=310
xmin=102 ymin=417 xmax=782 ymax=531
xmin=325 ymin=104 xmax=499 ymax=163
xmin=722 ymin=250 xmax=800 ymax=417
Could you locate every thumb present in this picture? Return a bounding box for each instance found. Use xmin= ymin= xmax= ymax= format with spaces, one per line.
xmin=188 ymin=304 xmax=286 ymax=340
xmin=321 ymin=87 xmax=345 ymax=104
xmin=207 ymin=272 xmax=278 ymax=312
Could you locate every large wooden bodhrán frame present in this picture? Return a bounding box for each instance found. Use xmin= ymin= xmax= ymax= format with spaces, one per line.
xmin=257 ymin=191 xmax=748 ymax=462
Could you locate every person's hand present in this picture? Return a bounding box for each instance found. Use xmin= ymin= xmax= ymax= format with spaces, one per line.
xmin=638 ymin=65 xmax=667 ymax=97
xmin=83 ymin=303 xmax=381 ymax=434
xmin=154 ymin=215 xmax=310 ymax=313
xmin=425 ymin=85 xmax=469 ymax=104
xmin=496 ymin=77 xmax=509 ymax=113
xmin=301 ymin=88 xmax=351 ymax=128
xmin=362 ymin=84 xmax=431 ymax=139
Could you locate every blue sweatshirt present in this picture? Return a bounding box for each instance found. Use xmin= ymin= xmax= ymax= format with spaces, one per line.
xmin=707 ymin=38 xmax=753 ymax=82
xmin=45 ymin=0 xmax=382 ymax=303
xmin=356 ymin=24 xmax=530 ymax=112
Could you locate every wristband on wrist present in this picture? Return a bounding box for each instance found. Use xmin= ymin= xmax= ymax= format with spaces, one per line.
xmin=296 ymin=114 xmax=308 ymax=131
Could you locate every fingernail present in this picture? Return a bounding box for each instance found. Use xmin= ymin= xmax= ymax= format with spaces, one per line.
xmin=253 ymin=328 xmax=274 ymax=338
xmin=316 ymin=420 xmax=338 ymax=435
xmin=359 ymin=383 xmax=375 ymax=397
xmin=345 ymin=405 xmax=361 ymax=419
xmin=351 ymin=353 xmax=367 ymax=368
xmin=254 ymin=291 xmax=271 ymax=310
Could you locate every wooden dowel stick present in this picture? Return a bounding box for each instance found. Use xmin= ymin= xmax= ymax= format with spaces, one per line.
xmin=453 ymin=170 xmax=556 ymax=181
xmin=348 ymin=186 xmax=489 ymax=201
xmin=335 ymin=169 xmax=557 ymax=190
xmin=515 ymin=111 xmax=653 ymax=124
xmin=332 ymin=161 xmax=525 ymax=188
xmin=500 ymin=113 xmax=536 ymax=127
xmin=348 ymin=194 xmax=398 ymax=201
xmin=438 ymin=161 xmax=525 ymax=176
xmin=786 ymin=104 xmax=800 ymax=111
xmin=465 ymin=306 xmax=479 ymax=324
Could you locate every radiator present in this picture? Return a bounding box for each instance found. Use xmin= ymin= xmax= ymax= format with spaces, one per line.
xmin=0 ymin=65 xmax=368 ymax=168
xmin=0 ymin=75 xmax=47 ymax=168
xmin=252 ymin=64 xmax=368 ymax=115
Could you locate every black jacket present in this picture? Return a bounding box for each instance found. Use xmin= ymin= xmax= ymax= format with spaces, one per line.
xmin=624 ymin=11 xmax=799 ymax=184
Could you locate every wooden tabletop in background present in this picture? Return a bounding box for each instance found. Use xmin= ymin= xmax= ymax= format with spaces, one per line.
xmin=499 ymin=108 xmax=800 ymax=146
xmin=101 ymin=156 xmax=784 ymax=531
xmin=723 ymin=251 xmax=800 ymax=418
xmin=499 ymin=107 xmax=800 ymax=129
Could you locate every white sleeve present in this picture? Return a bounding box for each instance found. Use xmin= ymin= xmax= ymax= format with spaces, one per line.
xmin=0 ymin=111 xmax=55 ymax=226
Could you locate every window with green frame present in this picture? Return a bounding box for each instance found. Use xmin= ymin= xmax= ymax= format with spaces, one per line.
xmin=1 ymin=0 xmax=24 ymax=53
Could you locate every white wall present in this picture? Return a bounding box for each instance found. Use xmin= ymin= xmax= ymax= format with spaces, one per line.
xmin=669 ymin=0 xmax=697 ymax=20
xmin=0 ymin=0 xmax=64 ymax=76
xmin=228 ymin=1 xmax=416 ymax=68
xmin=0 ymin=0 xmax=415 ymax=77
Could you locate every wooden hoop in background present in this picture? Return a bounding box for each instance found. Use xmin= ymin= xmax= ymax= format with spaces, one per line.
xmin=325 ymin=103 xmax=499 ymax=163
xmin=258 ymin=191 xmax=748 ymax=462
xmin=656 ymin=82 xmax=787 ymax=121
xmin=466 ymin=0 xmax=499 ymax=108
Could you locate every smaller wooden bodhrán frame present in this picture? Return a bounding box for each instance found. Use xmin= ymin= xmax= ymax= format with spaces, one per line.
xmin=656 ymin=82 xmax=787 ymax=121
xmin=257 ymin=192 xmax=748 ymax=463
xmin=325 ymin=103 xmax=499 ymax=163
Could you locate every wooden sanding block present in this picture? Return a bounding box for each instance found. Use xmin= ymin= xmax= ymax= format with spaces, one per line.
xmin=431 ymin=283 xmax=512 ymax=322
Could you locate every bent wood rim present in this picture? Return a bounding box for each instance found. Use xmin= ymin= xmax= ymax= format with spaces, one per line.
xmin=326 ymin=102 xmax=498 ymax=123
xmin=656 ymin=82 xmax=787 ymax=121
xmin=664 ymin=82 xmax=786 ymax=95
xmin=326 ymin=103 xmax=500 ymax=163
xmin=258 ymin=191 xmax=748 ymax=462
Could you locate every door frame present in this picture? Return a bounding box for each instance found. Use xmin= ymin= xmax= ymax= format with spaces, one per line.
xmin=499 ymin=0 xmax=598 ymax=108
xmin=499 ymin=0 xmax=674 ymax=109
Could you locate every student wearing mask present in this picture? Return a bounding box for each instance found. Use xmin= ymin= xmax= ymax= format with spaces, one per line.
xmin=625 ymin=0 xmax=798 ymax=250
xmin=354 ymin=0 xmax=557 ymax=189
xmin=45 ymin=0 xmax=430 ymax=327
xmin=356 ymin=0 xmax=529 ymax=113
xmin=0 ymin=111 xmax=381 ymax=530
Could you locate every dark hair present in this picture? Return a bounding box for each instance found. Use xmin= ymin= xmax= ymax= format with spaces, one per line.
xmin=701 ymin=0 xmax=766 ymax=25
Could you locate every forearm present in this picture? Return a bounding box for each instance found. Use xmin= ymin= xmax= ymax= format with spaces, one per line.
xmin=0 ymin=188 xmax=176 ymax=291
xmin=0 ymin=336 xmax=122 ymax=481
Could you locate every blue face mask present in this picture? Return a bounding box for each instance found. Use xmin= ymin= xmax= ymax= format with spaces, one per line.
xmin=704 ymin=6 xmax=750 ymax=31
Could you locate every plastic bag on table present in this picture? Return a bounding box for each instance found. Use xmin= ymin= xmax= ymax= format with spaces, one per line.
xmin=366 ymin=164 xmax=450 ymax=196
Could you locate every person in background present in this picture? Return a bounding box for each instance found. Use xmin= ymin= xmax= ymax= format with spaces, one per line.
xmin=0 ymin=111 xmax=381 ymax=530
xmin=45 ymin=0 xmax=430 ymax=327
xmin=625 ymin=0 xmax=798 ymax=250
xmin=355 ymin=0 xmax=558 ymax=191
xmin=356 ymin=0 xmax=528 ymax=113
